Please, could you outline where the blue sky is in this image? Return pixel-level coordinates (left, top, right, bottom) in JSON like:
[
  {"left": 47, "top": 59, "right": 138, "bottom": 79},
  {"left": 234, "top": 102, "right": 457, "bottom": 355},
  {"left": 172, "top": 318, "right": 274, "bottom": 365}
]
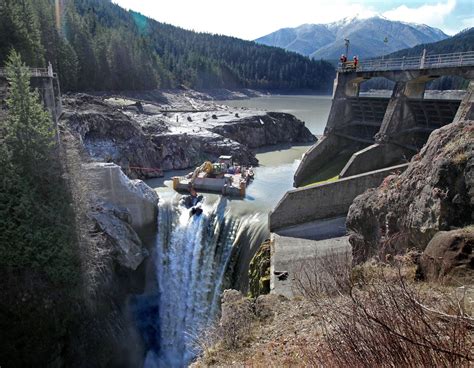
[{"left": 113, "top": 0, "right": 473, "bottom": 39}]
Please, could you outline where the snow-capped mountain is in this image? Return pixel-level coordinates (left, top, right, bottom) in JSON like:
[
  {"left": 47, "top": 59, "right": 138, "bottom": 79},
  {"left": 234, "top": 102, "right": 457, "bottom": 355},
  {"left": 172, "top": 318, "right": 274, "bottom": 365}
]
[{"left": 255, "top": 16, "right": 448, "bottom": 60}]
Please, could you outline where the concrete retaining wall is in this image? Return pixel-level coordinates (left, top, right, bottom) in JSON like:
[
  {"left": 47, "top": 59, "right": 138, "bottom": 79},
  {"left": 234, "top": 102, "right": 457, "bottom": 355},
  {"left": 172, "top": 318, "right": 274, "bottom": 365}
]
[
  {"left": 270, "top": 234, "right": 351, "bottom": 297},
  {"left": 84, "top": 162, "right": 159, "bottom": 232},
  {"left": 293, "top": 134, "right": 356, "bottom": 187},
  {"left": 340, "top": 143, "right": 413, "bottom": 178},
  {"left": 270, "top": 163, "right": 409, "bottom": 231}
]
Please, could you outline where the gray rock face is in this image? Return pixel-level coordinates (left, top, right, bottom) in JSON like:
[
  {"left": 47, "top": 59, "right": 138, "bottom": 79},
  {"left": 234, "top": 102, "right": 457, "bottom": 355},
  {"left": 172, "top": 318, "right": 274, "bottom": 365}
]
[
  {"left": 90, "top": 202, "right": 148, "bottom": 270},
  {"left": 62, "top": 95, "right": 162, "bottom": 179},
  {"left": 347, "top": 122, "right": 474, "bottom": 263},
  {"left": 151, "top": 132, "right": 258, "bottom": 170},
  {"left": 210, "top": 112, "right": 314, "bottom": 149},
  {"left": 61, "top": 93, "right": 315, "bottom": 177}
]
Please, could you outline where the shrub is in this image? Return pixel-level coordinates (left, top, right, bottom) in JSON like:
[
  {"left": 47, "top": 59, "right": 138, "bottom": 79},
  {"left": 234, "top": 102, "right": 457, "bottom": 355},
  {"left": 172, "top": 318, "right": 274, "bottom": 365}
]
[{"left": 294, "top": 256, "right": 473, "bottom": 367}]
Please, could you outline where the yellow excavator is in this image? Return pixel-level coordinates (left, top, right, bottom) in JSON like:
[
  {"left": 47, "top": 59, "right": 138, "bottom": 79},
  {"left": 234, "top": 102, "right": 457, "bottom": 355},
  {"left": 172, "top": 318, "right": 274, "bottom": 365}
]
[{"left": 190, "top": 161, "right": 213, "bottom": 184}]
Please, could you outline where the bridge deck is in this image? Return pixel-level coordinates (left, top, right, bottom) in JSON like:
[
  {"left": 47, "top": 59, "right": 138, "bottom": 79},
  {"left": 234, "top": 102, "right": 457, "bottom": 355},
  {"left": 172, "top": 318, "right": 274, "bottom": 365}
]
[{"left": 339, "top": 51, "right": 474, "bottom": 73}]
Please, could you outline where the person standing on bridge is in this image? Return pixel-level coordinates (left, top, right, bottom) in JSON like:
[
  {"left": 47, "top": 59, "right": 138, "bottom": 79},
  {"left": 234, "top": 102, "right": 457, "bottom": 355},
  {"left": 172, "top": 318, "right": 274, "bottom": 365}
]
[
  {"left": 353, "top": 55, "right": 359, "bottom": 69},
  {"left": 340, "top": 54, "right": 347, "bottom": 69}
]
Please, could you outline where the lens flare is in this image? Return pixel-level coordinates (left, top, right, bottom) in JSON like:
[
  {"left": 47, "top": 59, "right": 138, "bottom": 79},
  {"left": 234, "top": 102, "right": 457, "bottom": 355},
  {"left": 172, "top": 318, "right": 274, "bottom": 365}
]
[{"left": 55, "top": 0, "right": 61, "bottom": 31}]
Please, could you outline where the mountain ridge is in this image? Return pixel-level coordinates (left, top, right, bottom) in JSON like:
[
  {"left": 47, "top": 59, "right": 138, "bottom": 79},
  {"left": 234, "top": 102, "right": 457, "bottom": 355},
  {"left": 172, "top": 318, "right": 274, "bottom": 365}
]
[
  {"left": 256, "top": 16, "right": 448, "bottom": 60},
  {"left": 386, "top": 27, "right": 474, "bottom": 58}
]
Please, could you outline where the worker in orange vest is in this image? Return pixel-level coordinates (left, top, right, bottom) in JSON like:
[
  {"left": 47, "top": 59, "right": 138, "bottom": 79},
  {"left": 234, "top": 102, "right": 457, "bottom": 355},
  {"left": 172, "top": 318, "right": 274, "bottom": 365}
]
[{"left": 353, "top": 55, "right": 359, "bottom": 69}]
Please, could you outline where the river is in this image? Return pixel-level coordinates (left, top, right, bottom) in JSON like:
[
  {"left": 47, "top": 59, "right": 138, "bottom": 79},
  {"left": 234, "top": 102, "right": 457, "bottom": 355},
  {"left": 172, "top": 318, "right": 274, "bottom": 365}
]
[
  {"left": 219, "top": 94, "right": 331, "bottom": 136},
  {"left": 140, "top": 95, "right": 332, "bottom": 367},
  {"left": 148, "top": 94, "right": 332, "bottom": 208}
]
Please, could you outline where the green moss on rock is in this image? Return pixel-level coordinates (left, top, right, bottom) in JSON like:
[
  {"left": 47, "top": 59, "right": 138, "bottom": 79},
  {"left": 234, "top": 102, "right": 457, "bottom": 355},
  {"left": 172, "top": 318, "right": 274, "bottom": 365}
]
[{"left": 249, "top": 240, "right": 271, "bottom": 298}]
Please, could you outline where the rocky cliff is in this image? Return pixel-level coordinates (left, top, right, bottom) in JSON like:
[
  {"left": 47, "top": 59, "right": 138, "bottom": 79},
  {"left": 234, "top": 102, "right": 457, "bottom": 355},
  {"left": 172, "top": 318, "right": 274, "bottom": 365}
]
[
  {"left": 58, "top": 131, "right": 159, "bottom": 367},
  {"left": 210, "top": 112, "right": 314, "bottom": 149},
  {"left": 61, "top": 92, "right": 315, "bottom": 178},
  {"left": 347, "top": 122, "right": 473, "bottom": 273},
  {"left": 62, "top": 95, "right": 162, "bottom": 179}
]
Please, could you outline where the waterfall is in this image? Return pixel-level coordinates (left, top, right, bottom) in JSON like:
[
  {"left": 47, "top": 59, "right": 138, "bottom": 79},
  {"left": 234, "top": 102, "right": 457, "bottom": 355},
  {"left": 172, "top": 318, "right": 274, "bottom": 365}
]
[{"left": 136, "top": 194, "right": 267, "bottom": 368}]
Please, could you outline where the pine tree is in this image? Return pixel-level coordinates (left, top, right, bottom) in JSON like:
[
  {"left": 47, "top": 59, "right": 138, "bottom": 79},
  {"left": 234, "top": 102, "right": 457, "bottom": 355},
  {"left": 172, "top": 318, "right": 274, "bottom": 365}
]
[
  {"left": 0, "top": 50, "right": 79, "bottom": 284},
  {"left": 0, "top": 0, "right": 45, "bottom": 66}
]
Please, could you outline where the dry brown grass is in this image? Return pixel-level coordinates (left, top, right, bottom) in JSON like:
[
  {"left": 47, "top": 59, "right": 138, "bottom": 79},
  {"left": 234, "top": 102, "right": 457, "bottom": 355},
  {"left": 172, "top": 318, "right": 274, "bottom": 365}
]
[
  {"left": 193, "top": 253, "right": 473, "bottom": 367},
  {"left": 294, "top": 255, "right": 474, "bottom": 367},
  {"left": 190, "top": 291, "right": 255, "bottom": 366},
  {"left": 191, "top": 247, "right": 474, "bottom": 368}
]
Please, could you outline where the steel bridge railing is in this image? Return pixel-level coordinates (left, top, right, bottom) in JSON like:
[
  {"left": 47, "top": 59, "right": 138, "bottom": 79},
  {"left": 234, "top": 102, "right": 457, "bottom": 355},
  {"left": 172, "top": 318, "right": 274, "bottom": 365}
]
[
  {"left": 0, "top": 67, "right": 54, "bottom": 78},
  {"left": 338, "top": 51, "right": 474, "bottom": 73}
]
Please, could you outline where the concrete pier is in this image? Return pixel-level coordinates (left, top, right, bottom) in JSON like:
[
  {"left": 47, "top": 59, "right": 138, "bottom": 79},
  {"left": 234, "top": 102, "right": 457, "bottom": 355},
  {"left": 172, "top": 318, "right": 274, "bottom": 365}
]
[
  {"left": 0, "top": 66, "right": 62, "bottom": 124},
  {"left": 294, "top": 56, "right": 474, "bottom": 188}
]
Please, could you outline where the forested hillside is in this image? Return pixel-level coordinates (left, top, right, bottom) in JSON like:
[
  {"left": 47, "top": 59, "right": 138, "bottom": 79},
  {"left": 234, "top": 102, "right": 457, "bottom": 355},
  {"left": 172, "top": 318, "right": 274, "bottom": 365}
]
[
  {"left": 0, "top": 0, "right": 335, "bottom": 92},
  {"left": 387, "top": 27, "right": 474, "bottom": 58}
]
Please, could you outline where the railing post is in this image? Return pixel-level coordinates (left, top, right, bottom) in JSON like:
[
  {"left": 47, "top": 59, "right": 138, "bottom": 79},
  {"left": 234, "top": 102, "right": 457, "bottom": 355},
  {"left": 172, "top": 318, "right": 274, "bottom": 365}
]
[{"left": 420, "top": 48, "right": 426, "bottom": 69}]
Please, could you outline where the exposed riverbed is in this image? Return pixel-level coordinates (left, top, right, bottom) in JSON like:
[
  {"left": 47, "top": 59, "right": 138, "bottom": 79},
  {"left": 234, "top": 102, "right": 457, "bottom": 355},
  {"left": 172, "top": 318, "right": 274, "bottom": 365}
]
[
  {"left": 218, "top": 94, "right": 331, "bottom": 135},
  {"left": 148, "top": 95, "right": 332, "bottom": 208}
]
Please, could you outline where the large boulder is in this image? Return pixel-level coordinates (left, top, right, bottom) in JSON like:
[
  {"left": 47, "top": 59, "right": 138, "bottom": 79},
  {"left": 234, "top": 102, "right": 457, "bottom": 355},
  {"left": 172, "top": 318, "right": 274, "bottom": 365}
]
[
  {"left": 151, "top": 132, "right": 258, "bottom": 170},
  {"left": 210, "top": 112, "right": 315, "bottom": 148},
  {"left": 347, "top": 122, "right": 474, "bottom": 263},
  {"left": 418, "top": 228, "right": 474, "bottom": 283}
]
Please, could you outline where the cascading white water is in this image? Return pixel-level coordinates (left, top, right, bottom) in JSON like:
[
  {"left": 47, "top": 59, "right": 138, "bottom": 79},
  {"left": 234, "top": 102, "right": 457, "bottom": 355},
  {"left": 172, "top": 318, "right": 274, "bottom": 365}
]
[
  {"left": 142, "top": 194, "right": 267, "bottom": 368},
  {"left": 136, "top": 95, "right": 331, "bottom": 368}
]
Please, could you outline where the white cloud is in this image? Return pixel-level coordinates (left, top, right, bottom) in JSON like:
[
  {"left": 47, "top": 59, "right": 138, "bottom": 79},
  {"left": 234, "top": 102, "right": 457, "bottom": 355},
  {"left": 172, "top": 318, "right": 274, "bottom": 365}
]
[
  {"left": 382, "top": 0, "right": 456, "bottom": 27},
  {"left": 461, "top": 16, "right": 474, "bottom": 29},
  {"left": 112, "top": 0, "right": 377, "bottom": 40},
  {"left": 112, "top": 0, "right": 463, "bottom": 39}
]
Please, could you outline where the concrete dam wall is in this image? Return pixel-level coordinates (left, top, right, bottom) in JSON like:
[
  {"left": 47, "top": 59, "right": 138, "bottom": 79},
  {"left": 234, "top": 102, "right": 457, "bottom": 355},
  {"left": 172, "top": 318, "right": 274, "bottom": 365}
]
[
  {"left": 270, "top": 163, "right": 408, "bottom": 231},
  {"left": 294, "top": 64, "right": 473, "bottom": 188},
  {"left": 269, "top": 54, "right": 474, "bottom": 297}
]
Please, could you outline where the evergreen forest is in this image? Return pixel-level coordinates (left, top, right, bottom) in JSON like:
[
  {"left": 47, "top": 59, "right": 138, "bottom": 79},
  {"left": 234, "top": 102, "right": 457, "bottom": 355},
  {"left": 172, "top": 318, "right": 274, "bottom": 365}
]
[
  {"left": 0, "top": 0, "right": 335, "bottom": 92},
  {"left": 388, "top": 27, "right": 474, "bottom": 58}
]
